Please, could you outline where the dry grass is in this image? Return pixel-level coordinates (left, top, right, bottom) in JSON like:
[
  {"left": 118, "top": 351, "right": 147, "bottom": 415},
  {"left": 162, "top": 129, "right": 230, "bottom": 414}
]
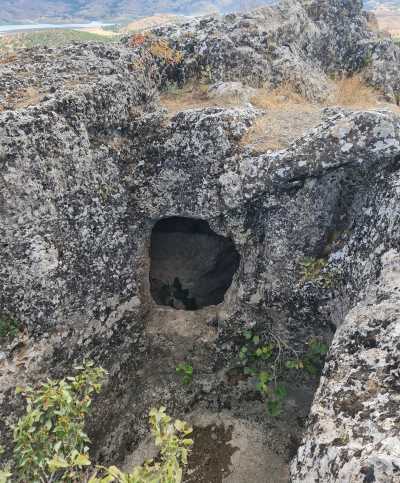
[
  {"left": 331, "top": 76, "right": 383, "bottom": 109},
  {"left": 244, "top": 78, "right": 399, "bottom": 152},
  {"left": 250, "top": 83, "right": 315, "bottom": 111},
  {"left": 0, "top": 53, "right": 17, "bottom": 65},
  {"left": 160, "top": 77, "right": 400, "bottom": 153},
  {"left": 160, "top": 82, "right": 323, "bottom": 151},
  {"left": 160, "top": 85, "right": 211, "bottom": 114},
  {"left": 159, "top": 82, "right": 245, "bottom": 114},
  {"left": 76, "top": 27, "right": 119, "bottom": 37},
  {"left": 7, "top": 87, "right": 41, "bottom": 110},
  {"left": 241, "top": 84, "right": 321, "bottom": 152},
  {"left": 122, "top": 15, "right": 182, "bottom": 34}
]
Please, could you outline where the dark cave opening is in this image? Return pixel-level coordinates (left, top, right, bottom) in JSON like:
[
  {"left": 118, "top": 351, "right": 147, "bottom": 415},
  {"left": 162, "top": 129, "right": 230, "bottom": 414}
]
[{"left": 149, "top": 217, "right": 240, "bottom": 310}]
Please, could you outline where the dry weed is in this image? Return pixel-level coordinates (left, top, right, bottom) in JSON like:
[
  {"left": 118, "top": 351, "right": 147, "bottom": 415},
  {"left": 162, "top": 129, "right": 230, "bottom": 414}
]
[
  {"left": 331, "top": 76, "right": 382, "bottom": 108},
  {"left": 8, "top": 87, "right": 41, "bottom": 109},
  {"left": 160, "top": 78, "right": 395, "bottom": 152},
  {"left": 0, "top": 53, "right": 17, "bottom": 65},
  {"left": 242, "top": 77, "right": 399, "bottom": 152},
  {"left": 159, "top": 82, "right": 246, "bottom": 115}
]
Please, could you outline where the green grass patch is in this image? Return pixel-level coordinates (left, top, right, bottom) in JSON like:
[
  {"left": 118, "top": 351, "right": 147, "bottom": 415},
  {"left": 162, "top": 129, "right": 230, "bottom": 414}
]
[
  {"left": 0, "top": 315, "right": 21, "bottom": 339},
  {"left": 0, "top": 29, "right": 122, "bottom": 53}
]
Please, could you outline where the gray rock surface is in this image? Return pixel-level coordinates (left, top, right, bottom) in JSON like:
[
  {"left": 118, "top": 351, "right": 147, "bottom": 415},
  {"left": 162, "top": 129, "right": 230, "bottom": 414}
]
[
  {"left": 207, "top": 81, "right": 257, "bottom": 103},
  {"left": 1, "top": 2, "right": 400, "bottom": 482},
  {"left": 292, "top": 250, "right": 400, "bottom": 482},
  {"left": 136, "top": 0, "right": 400, "bottom": 102}
]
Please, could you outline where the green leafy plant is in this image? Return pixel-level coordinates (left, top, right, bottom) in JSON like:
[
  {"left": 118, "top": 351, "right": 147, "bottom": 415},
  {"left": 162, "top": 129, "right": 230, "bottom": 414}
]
[
  {"left": 175, "top": 363, "right": 193, "bottom": 385},
  {"left": 238, "top": 330, "right": 328, "bottom": 417},
  {"left": 1, "top": 365, "right": 193, "bottom": 483},
  {"left": 299, "top": 257, "right": 328, "bottom": 282},
  {"left": 0, "top": 470, "right": 11, "bottom": 483},
  {"left": 298, "top": 257, "right": 339, "bottom": 288},
  {"left": 266, "top": 384, "right": 287, "bottom": 417},
  {"left": 302, "top": 338, "right": 329, "bottom": 375},
  {"left": 198, "top": 64, "right": 213, "bottom": 85},
  {"left": 0, "top": 316, "right": 21, "bottom": 339},
  {"left": 286, "top": 338, "right": 328, "bottom": 375},
  {"left": 10, "top": 361, "right": 106, "bottom": 482},
  {"left": 0, "top": 446, "right": 11, "bottom": 483},
  {"left": 92, "top": 407, "right": 193, "bottom": 483},
  {"left": 238, "top": 329, "right": 286, "bottom": 416}
]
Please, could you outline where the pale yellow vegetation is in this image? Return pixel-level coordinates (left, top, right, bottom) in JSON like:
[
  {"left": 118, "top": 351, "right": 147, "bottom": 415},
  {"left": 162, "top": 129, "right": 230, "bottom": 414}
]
[
  {"left": 123, "top": 15, "right": 183, "bottom": 33},
  {"left": 160, "top": 82, "right": 242, "bottom": 114},
  {"left": 332, "top": 76, "right": 385, "bottom": 108},
  {"left": 160, "top": 76, "right": 399, "bottom": 152},
  {"left": 75, "top": 27, "right": 119, "bottom": 37}
]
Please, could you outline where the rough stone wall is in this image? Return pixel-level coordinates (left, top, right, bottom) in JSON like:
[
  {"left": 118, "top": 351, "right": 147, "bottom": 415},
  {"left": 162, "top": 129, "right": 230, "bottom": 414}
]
[
  {"left": 0, "top": 43, "right": 160, "bottom": 462},
  {"left": 1, "top": 44, "right": 158, "bottom": 333}
]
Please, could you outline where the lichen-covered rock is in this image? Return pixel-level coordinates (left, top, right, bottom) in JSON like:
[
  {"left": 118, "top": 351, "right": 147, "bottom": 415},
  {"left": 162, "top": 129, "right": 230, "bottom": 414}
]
[
  {"left": 207, "top": 81, "right": 257, "bottom": 103},
  {"left": 291, "top": 250, "right": 400, "bottom": 482},
  {"left": 136, "top": 0, "right": 400, "bottom": 102}
]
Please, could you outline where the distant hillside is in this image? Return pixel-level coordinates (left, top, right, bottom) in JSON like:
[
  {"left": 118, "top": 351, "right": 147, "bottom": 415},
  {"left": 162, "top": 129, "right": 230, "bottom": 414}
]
[
  {"left": 366, "top": 1, "right": 400, "bottom": 9},
  {"left": 0, "top": 0, "right": 276, "bottom": 24},
  {"left": 1, "top": 0, "right": 399, "bottom": 24},
  {"left": 0, "top": 29, "right": 120, "bottom": 53}
]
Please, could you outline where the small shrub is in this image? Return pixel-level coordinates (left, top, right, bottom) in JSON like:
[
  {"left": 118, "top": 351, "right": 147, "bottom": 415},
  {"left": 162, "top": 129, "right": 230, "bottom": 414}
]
[
  {"left": 302, "top": 338, "right": 329, "bottom": 375},
  {"left": 129, "top": 33, "right": 183, "bottom": 65},
  {"left": 1, "top": 364, "right": 193, "bottom": 483},
  {"left": 299, "top": 257, "right": 328, "bottom": 282},
  {"left": 11, "top": 361, "right": 106, "bottom": 482},
  {"left": 238, "top": 330, "right": 328, "bottom": 417},
  {"left": 0, "top": 316, "right": 21, "bottom": 339},
  {"left": 198, "top": 64, "right": 213, "bottom": 85},
  {"left": 299, "top": 256, "right": 342, "bottom": 288},
  {"left": 93, "top": 407, "right": 193, "bottom": 483},
  {"left": 128, "top": 33, "right": 147, "bottom": 48},
  {"left": 286, "top": 338, "right": 328, "bottom": 374},
  {"left": 176, "top": 363, "right": 193, "bottom": 385},
  {"left": 238, "top": 330, "right": 286, "bottom": 416},
  {"left": 148, "top": 39, "right": 183, "bottom": 65}
]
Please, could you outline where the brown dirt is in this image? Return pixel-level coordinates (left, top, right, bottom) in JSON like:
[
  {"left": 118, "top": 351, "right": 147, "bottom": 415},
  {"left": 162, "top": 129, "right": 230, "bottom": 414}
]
[{"left": 185, "top": 424, "right": 238, "bottom": 483}]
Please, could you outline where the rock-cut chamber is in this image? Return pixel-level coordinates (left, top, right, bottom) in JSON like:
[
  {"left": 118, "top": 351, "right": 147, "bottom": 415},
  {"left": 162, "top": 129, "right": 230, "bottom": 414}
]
[{"left": 149, "top": 217, "right": 240, "bottom": 310}]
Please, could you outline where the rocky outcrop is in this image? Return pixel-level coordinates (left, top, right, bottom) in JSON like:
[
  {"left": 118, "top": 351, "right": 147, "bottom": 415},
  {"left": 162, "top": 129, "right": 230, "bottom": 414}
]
[
  {"left": 1, "top": 2, "right": 400, "bottom": 482},
  {"left": 291, "top": 250, "right": 400, "bottom": 482},
  {"left": 134, "top": 0, "right": 400, "bottom": 102}
]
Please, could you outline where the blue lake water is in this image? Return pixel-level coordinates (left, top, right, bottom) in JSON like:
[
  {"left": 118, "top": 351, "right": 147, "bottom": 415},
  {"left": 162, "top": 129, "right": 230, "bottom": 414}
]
[{"left": 0, "top": 22, "right": 112, "bottom": 33}]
